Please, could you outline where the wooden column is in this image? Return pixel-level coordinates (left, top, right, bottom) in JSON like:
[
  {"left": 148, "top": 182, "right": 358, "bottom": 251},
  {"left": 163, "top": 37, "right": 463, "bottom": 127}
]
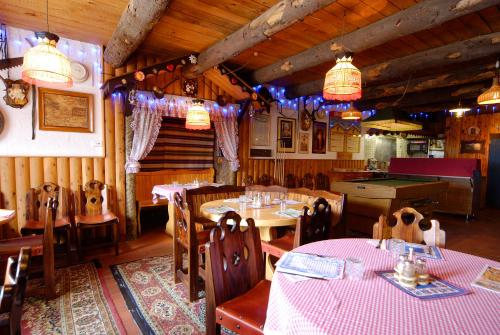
[
  {"left": 125, "top": 60, "right": 137, "bottom": 239},
  {"left": 114, "top": 95, "right": 126, "bottom": 236}
]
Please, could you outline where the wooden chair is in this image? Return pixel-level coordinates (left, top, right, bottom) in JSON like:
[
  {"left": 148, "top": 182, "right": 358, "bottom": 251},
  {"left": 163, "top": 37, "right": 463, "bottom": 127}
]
[
  {"left": 315, "top": 172, "right": 330, "bottom": 191},
  {"left": 173, "top": 192, "right": 211, "bottom": 302},
  {"left": 301, "top": 173, "right": 314, "bottom": 189},
  {"left": 205, "top": 211, "right": 270, "bottom": 335},
  {"left": 74, "top": 180, "right": 119, "bottom": 257},
  {"left": 261, "top": 198, "right": 332, "bottom": 258},
  {"left": 0, "top": 197, "right": 57, "bottom": 299},
  {"left": 21, "top": 183, "right": 71, "bottom": 266},
  {"left": 258, "top": 174, "right": 272, "bottom": 186},
  {"left": 373, "top": 207, "right": 446, "bottom": 247},
  {"left": 0, "top": 247, "right": 31, "bottom": 335},
  {"left": 285, "top": 174, "right": 298, "bottom": 189},
  {"left": 243, "top": 176, "right": 254, "bottom": 186}
]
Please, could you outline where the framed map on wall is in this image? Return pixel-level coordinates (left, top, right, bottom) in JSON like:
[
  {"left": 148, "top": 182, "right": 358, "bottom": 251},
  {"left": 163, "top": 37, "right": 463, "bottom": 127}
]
[{"left": 38, "top": 87, "right": 94, "bottom": 133}]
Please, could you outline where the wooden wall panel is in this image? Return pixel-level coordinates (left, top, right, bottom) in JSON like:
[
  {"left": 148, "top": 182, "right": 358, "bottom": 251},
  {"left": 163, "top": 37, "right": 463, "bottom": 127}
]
[
  {"left": 445, "top": 113, "right": 500, "bottom": 176},
  {"left": 29, "top": 157, "right": 43, "bottom": 188}
]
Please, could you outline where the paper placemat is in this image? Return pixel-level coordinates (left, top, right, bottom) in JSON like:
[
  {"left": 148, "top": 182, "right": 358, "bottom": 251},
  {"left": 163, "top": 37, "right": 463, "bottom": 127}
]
[
  {"left": 205, "top": 205, "right": 235, "bottom": 215},
  {"left": 276, "top": 252, "right": 344, "bottom": 280},
  {"left": 275, "top": 208, "right": 302, "bottom": 218},
  {"left": 376, "top": 271, "right": 469, "bottom": 300}
]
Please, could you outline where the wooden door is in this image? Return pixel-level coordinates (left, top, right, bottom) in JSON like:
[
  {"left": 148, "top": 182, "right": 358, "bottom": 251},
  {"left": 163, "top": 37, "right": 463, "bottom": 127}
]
[{"left": 487, "top": 137, "right": 500, "bottom": 208}]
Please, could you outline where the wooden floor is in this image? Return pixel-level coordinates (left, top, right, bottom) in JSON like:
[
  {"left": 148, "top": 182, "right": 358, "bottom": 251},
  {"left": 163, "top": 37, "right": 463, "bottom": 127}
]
[{"left": 88, "top": 208, "right": 500, "bottom": 334}]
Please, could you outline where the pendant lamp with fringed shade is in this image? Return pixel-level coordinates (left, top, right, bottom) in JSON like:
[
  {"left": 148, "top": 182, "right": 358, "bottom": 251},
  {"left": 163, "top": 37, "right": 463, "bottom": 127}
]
[
  {"left": 186, "top": 99, "right": 210, "bottom": 130},
  {"left": 341, "top": 103, "right": 361, "bottom": 120},
  {"left": 323, "top": 52, "right": 362, "bottom": 101},
  {"left": 477, "top": 60, "right": 500, "bottom": 105},
  {"left": 21, "top": 0, "right": 72, "bottom": 87}
]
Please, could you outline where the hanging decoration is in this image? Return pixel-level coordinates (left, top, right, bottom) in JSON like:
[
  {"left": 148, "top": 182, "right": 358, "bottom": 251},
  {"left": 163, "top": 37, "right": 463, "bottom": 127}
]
[
  {"left": 341, "top": 103, "right": 361, "bottom": 120},
  {"left": 22, "top": 0, "right": 72, "bottom": 87},
  {"left": 323, "top": 52, "right": 362, "bottom": 101},
  {"left": 477, "top": 59, "right": 500, "bottom": 105},
  {"left": 186, "top": 99, "right": 210, "bottom": 130}
]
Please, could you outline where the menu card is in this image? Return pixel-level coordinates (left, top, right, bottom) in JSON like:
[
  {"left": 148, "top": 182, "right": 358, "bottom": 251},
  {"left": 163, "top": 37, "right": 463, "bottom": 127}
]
[
  {"left": 276, "top": 252, "right": 344, "bottom": 280},
  {"left": 276, "top": 208, "right": 303, "bottom": 218},
  {"left": 205, "top": 205, "right": 234, "bottom": 214},
  {"left": 472, "top": 265, "right": 500, "bottom": 293}
]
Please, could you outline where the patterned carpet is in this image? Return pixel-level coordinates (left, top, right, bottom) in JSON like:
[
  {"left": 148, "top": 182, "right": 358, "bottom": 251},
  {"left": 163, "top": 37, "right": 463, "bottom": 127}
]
[
  {"left": 111, "top": 255, "right": 209, "bottom": 335},
  {"left": 21, "top": 263, "right": 124, "bottom": 335}
]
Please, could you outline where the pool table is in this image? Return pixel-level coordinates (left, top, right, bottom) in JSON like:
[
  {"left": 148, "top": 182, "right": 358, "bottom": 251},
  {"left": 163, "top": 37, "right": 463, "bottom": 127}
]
[{"left": 331, "top": 178, "right": 448, "bottom": 235}]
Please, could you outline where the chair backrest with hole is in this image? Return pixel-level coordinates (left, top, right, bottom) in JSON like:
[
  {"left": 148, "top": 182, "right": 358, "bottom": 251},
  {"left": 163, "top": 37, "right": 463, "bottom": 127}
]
[
  {"left": 26, "top": 183, "right": 68, "bottom": 222},
  {"left": 75, "top": 180, "right": 112, "bottom": 216},
  {"left": 243, "top": 176, "right": 254, "bottom": 186},
  {"left": 294, "top": 197, "right": 332, "bottom": 247},
  {"left": 205, "top": 211, "right": 264, "bottom": 308},
  {"left": 285, "top": 174, "right": 298, "bottom": 189},
  {"left": 315, "top": 173, "right": 330, "bottom": 191},
  {"left": 301, "top": 173, "right": 314, "bottom": 189},
  {"left": 258, "top": 174, "right": 273, "bottom": 186}
]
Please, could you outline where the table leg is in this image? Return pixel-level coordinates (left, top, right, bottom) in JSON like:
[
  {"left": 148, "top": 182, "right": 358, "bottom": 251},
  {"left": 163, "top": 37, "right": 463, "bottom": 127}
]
[{"left": 258, "top": 226, "right": 277, "bottom": 280}]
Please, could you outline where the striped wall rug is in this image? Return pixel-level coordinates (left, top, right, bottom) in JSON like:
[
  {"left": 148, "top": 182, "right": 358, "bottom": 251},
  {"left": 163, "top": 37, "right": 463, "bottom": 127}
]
[{"left": 111, "top": 255, "right": 235, "bottom": 335}]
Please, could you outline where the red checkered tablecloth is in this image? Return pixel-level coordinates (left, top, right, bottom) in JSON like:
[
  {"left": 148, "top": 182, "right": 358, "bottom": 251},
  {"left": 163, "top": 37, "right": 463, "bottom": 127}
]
[{"left": 264, "top": 238, "right": 500, "bottom": 335}]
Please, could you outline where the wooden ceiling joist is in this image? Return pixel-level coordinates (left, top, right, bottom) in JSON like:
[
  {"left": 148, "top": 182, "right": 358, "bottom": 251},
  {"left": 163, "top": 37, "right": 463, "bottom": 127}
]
[
  {"left": 251, "top": 0, "right": 500, "bottom": 84},
  {"left": 182, "top": 0, "right": 338, "bottom": 79},
  {"left": 103, "top": 0, "right": 171, "bottom": 67},
  {"left": 287, "top": 32, "right": 500, "bottom": 98}
]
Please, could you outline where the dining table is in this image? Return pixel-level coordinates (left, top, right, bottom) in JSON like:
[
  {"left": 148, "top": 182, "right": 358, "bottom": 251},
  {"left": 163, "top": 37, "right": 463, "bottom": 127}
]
[
  {"left": 152, "top": 182, "right": 223, "bottom": 235},
  {"left": 200, "top": 197, "right": 308, "bottom": 279},
  {"left": 264, "top": 238, "right": 500, "bottom": 335},
  {"left": 0, "top": 209, "right": 15, "bottom": 226}
]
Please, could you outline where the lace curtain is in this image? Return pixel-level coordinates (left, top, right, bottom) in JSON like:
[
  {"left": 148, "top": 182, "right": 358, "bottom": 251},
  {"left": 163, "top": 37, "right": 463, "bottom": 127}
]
[
  {"left": 212, "top": 110, "right": 240, "bottom": 171},
  {"left": 125, "top": 101, "right": 163, "bottom": 173}
]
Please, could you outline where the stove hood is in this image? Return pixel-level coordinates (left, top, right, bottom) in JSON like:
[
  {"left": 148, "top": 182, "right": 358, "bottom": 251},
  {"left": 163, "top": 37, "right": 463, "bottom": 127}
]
[{"left": 361, "top": 108, "right": 422, "bottom": 131}]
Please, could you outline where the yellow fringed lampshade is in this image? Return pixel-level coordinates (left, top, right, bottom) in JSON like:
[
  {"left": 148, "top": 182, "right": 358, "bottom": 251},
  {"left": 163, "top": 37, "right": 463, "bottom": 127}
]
[
  {"left": 323, "top": 53, "right": 361, "bottom": 101},
  {"left": 22, "top": 32, "right": 72, "bottom": 87},
  {"left": 477, "top": 77, "right": 500, "bottom": 105},
  {"left": 186, "top": 99, "right": 210, "bottom": 130},
  {"left": 341, "top": 104, "right": 361, "bottom": 120}
]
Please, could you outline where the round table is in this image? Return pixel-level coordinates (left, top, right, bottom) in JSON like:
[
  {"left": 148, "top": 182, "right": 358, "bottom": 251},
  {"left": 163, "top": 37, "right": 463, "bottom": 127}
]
[
  {"left": 200, "top": 198, "right": 307, "bottom": 278},
  {"left": 264, "top": 238, "right": 500, "bottom": 335}
]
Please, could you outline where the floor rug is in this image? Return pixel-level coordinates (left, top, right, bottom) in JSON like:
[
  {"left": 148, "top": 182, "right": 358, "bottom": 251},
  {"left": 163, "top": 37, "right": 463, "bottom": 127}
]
[
  {"left": 21, "top": 262, "right": 125, "bottom": 335},
  {"left": 111, "top": 255, "right": 209, "bottom": 335}
]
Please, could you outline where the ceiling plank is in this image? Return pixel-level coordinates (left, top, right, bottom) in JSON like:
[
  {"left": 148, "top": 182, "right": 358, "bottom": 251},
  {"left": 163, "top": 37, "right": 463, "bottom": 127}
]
[
  {"left": 182, "top": 0, "right": 339, "bottom": 79},
  {"left": 287, "top": 32, "right": 500, "bottom": 98},
  {"left": 103, "top": 0, "right": 171, "bottom": 67},
  {"left": 252, "top": 0, "right": 500, "bottom": 84}
]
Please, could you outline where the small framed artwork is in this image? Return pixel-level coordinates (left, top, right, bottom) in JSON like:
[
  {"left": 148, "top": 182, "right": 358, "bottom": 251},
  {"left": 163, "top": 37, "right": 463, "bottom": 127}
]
[
  {"left": 277, "top": 117, "right": 296, "bottom": 153},
  {"left": 250, "top": 113, "right": 271, "bottom": 146},
  {"left": 460, "top": 140, "right": 485, "bottom": 154},
  {"left": 312, "top": 121, "right": 327, "bottom": 154},
  {"left": 38, "top": 87, "right": 93, "bottom": 133},
  {"left": 298, "top": 132, "right": 309, "bottom": 153}
]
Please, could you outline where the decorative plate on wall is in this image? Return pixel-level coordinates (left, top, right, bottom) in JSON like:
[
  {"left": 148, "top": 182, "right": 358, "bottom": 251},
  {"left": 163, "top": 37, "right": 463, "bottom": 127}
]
[{"left": 70, "top": 62, "right": 89, "bottom": 83}]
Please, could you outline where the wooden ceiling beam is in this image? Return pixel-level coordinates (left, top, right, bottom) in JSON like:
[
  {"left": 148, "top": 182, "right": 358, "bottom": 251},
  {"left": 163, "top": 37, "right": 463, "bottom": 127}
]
[
  {"left": 287, "top": 32, "right": 500, "bottom": 98},
  {"left": 182, "top": 0, "right": 338, "bottom": 79},
  {"left": 103, "top": 0, "right": 171, "bottom": 67},
  {"left": 251, "top": 0, "right": 499, "bottom": 84}
]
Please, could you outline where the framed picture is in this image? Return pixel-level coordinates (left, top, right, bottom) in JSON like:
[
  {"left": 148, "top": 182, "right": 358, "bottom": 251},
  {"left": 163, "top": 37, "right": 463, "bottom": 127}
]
[
  {"left": 312, "top": 121, "right": 327, "bottom": 154},
  {"left": 298, "top": 132, "right": 309, "bottom": 153},
  {"left": 38, "top": 87, "right": 93, "bottom": 133},
  {"left": 277, "top": 117, "right": 296, "bottom": 153},
  {"left": 460, "top": 140, "right": 485, "bottom": 154},
  {"left": 250, "top": 113, "right": 271, "bottom": 146}
]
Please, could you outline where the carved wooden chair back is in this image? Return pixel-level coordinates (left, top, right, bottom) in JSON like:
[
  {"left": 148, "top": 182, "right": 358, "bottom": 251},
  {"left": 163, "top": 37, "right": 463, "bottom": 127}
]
[
  {"left": 26, "top": 183, "right": 68, "bottom": 222},
  {"left": 373, "top": 207, "right": 446, "bottom": 247},
  {"left": 285, "top": 174, "right": 298, "bottom": 188},
  {"left": 314, "top": 173, "right": 330, "bottom": 191},
  {"left": 258, "top": 174, "right": 273, "bottom": 186},
  {"left": 173, "top": 192, "right": 191, "bottom": 248},
  {"left": 243, "top": 176, "right": 254, "bottom": 186},
  {"left": 0, "top": 247, "right": 31, "bottom": 335},
  {"left": 205, "top": 211, "right": 264, "bottom": 311},
  {"left": 294, "top": 197, "right": 332, "bottom": 247},
  {"left": 75, "top": 180, "right": 112, "bottom": 216},
  {"left": 301, "top": 173, "right": 314, "bottom": 189}
]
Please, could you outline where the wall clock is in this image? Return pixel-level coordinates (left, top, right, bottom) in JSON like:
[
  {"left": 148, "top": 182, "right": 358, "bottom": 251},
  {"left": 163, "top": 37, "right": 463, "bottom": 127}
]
[{"left": 70, "top": 62, "right": 89, "bottom": 83}]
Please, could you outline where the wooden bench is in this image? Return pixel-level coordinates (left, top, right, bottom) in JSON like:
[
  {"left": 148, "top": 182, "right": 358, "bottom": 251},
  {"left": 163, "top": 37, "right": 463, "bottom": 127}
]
[{"left": 135, "top": 168, "right": 215, "bottom": 235}]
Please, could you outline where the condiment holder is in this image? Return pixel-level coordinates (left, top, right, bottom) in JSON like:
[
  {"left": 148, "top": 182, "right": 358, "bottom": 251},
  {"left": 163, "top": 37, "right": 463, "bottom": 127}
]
[{"left": 394, "top": 247, "right": 431, "bottom": 288}]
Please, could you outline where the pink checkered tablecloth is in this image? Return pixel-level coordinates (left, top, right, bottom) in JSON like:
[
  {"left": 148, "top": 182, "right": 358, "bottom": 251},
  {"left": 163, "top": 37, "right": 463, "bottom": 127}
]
[{"left": 264, "top": 238, "right": 500, "bottom": 335}]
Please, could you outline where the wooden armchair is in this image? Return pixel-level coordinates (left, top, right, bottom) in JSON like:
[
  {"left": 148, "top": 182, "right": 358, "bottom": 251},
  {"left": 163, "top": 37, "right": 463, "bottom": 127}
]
[
  {"left": 0, "top": 197, "right": 57, "bottom": 299},
  {"left": 301, "top": 173, "right": 314, "bottom": 189},
  {"left": 74, "top": 180, "right": 119, "bottom": 257},
  {"left": 373, "top": 207, "right": 446, "bottom": 247},
  {"left": 205, "top": 211, "right": 270, "bottom": 335},
  {"left": 21, "top": 183, "right": 71, "bottom": 265},
  {"left": 285, "top": 174, "right": 298, "bottom": 189},
  {"left": 261, "top": 198, "right": 332, "bottom": 258},
  {"left": 0, "top": 247, "right": 31, "bottom": 335},
  {"left": 243, "top": 176, "right": 254, "bottom": 186},
  {"left": 258, "top": 174, "right": 273, "bottom": 186},
  {"left": 173, "top": 192, "right": 210, "bottom": 302},
  {"left": 315, "top": 172, "right": 330, "bottom": 191}
]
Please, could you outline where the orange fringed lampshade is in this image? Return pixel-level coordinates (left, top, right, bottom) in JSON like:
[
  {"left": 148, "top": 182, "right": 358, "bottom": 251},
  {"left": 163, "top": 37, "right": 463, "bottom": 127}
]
[
  {"left": 186, "top": 99, "right": 210, "bottom": 130},
  {"left": 341, "top": 104, "right": 361, "bottom": 120},
  {"left": 22, "top": 32, "right": 72, "bottom": 87},
  {"left": 323, "top": 53, "right": 361, "bottom": 101}
]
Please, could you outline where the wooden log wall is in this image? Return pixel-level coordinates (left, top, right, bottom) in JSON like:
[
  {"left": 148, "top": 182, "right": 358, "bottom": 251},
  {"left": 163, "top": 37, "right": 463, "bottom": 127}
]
[
  {"left": 236, "top": 113, "right": 365, "bottom": 186},
  {"left": 445, "top": 113, "right": 500, "bottom": 176}
]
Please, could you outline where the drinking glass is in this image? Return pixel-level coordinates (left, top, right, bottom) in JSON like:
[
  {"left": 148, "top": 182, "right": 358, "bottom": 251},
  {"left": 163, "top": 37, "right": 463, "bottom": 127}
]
[
  {"left": 245, "top": 190, "right": 252, "bottom": 202},
  {"left": 389, "top": 239, "right": 406, "bottom": 258},
  {"left": 345, "top": 258, "right": 364, "bottom": 280},
  {"left": 280, "top": 199, "right": 287, "bottom": 211},
  {"left": 264, "top": 192, "right": 271, "bottom": 206}
]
